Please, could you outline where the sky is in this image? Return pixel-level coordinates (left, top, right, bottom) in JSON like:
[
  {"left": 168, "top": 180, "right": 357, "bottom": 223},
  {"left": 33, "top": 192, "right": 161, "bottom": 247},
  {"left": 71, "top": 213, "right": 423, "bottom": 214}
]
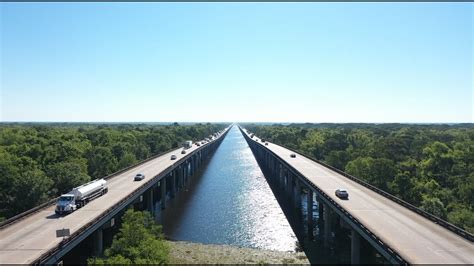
[{"left": 0, "top": 3, "right": 472, "bottom": 123}]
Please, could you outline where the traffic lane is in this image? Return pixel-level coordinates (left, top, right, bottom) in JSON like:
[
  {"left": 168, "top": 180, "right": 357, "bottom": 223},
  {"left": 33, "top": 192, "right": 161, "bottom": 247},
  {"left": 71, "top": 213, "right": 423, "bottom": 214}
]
[
  {"left": 0, "top": 139, "right": 216, "bottom": 263},
  {"left": 264, "top": 141, "right": 473, "bottom": 263},
  {"left": 0, "top": 147, "right": 182, "bottom": 244}
]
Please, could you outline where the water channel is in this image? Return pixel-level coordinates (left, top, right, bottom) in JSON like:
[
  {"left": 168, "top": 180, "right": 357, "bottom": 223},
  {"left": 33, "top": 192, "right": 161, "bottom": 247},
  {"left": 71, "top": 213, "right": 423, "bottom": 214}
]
[{"left": 157, "top": 125, "right": 298, "bottom": 252}]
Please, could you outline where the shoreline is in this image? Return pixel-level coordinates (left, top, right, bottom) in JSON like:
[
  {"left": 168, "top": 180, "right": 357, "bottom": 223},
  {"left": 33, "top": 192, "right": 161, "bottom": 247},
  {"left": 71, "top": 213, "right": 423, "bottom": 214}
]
[{"left": 167, "top": 240, "right": 309, "bottom": 264}]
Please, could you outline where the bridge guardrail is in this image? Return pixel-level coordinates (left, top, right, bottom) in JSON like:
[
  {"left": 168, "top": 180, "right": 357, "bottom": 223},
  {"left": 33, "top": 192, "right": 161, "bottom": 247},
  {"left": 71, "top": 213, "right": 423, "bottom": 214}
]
[
  {"left": 0, "top": 149, "right": 175, "bottom": 230},
  {"left": 242, "top": 127, "right": 474, "bottom": 243},
  {"left": 0, "top": 130, "right": 227, "bottom": 230},
  {"left": 239, "top": 127, "right": 407, "bottom": 264},
  {"left": 32, "top": 128, "right": 229, "bottom": 264}
]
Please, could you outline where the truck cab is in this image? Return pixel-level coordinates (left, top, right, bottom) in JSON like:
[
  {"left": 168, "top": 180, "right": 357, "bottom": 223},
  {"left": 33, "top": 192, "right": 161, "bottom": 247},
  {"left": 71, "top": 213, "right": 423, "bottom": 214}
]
[
  {"left": 182, "top": 140, "right": 193, "bottom": 149},
  {"left": 55, "top": 194, "right": 76, "bottom": 215}
]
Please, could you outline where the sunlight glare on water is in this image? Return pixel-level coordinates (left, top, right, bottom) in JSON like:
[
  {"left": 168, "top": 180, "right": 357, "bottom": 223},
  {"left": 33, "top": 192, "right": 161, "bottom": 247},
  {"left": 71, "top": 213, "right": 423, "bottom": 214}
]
[{"left": 158, "top": 126, "right": 297, "bottom": 252}]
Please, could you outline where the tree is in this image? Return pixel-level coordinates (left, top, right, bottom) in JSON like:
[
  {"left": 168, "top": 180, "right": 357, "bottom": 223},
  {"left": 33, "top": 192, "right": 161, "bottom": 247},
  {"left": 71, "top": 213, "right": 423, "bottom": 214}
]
[
  {"left": 87, "top": 147, "right": 118, "bottom": 179},
  {"left": 47, "top": 160, "right": 91, "bottom": 194},
  {"left": 12, "top": 165, "right": 52, "bottom": 215},
  {"left": 420, "top": 142, "right": 454, "bottom": 187},
  {"left": 389, "top": 172, "right": 417, "bottom": 203},
  {"left": 325, "top": 150, "right": 350, "bottom": 171},
  {"left": 420, "top": 195, "right": 447, "bottom": 219},
  {"left": 447, "top": 207, "right": 474, "bottom": 233},
  {"left": 345, "top": 157, "right": 397, "bottom": 191},
  {"left": 88, "top": 209, "right": 169, "bottom": 264},
  {"left": 118, "top": 152, "right": 137, "bottom": 169}
]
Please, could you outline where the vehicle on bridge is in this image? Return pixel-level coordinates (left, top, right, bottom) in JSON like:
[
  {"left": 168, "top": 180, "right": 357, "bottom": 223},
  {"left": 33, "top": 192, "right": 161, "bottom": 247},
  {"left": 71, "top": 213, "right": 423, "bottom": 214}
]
[
  {"left": 335, "top": 188, "right": 349, "bottom": 199},
  {"left": 181, "top": 150, "right": 187, "bottom": 154},
  {"left": 134, "top": 173, "right": 145, "bottom": 181},
  {"left": 171, "top": 154, "right": 177, "bottom": 160},
  {"left": 290, "top": 153, "right": 296, "bottom": 158},
  {"left": 182, "top": 140, "right": 193, "bottom": 149},
  {"left": 55, "top": 179, "right": 108, "bottom": 215}
]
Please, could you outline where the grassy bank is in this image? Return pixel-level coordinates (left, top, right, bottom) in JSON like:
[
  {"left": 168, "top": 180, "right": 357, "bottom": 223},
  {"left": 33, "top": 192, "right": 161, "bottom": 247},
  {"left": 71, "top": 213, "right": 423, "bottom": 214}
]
[{"left": 167, "top": 240, "right": 309, "bottom": 264}]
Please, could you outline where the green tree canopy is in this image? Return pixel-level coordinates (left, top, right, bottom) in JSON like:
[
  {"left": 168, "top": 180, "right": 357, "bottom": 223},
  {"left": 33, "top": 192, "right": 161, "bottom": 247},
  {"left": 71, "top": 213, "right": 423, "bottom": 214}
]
[{"left": 88, "top": 209, "right": 169, "bottom": 264}]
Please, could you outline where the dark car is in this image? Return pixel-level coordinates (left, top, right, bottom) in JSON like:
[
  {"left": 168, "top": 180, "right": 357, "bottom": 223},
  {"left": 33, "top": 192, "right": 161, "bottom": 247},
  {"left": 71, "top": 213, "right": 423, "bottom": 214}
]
[
  {"left": 171, "top": 155, "right": 177, "bottom": 160},
  {"left": 290, "top": 153, "right": 296, "bottom": 158},
  {"left": 134, "top": 173, "right": 145, "bottom": 181},
  {"left": 265, "top": 142, "right": 268, "bottom": 146},
  {"left": 335, "top": 189, "right": 349, "bottom": 199},
  {"left": 181, "top": 150, "right": 186, "bottom": 154}
]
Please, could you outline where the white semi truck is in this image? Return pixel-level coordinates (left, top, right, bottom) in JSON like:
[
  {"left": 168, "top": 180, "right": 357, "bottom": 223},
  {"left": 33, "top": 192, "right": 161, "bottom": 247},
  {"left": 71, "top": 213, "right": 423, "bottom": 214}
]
[
  {"left": 55, "top": 179, "right": 108, "bottom": 215},
  {"left": 182, "top": 140, "right": 193, "bottom": 149}
]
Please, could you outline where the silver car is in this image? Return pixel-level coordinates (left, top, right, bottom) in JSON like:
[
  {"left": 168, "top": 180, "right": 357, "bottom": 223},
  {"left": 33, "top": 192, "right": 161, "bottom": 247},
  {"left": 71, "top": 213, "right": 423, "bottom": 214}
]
[
  {"left": 134, "top": 173, "right": 145, "bottom": 181},
  {"left": 335, "top": 189, "right": 349, "bottom": 199}
]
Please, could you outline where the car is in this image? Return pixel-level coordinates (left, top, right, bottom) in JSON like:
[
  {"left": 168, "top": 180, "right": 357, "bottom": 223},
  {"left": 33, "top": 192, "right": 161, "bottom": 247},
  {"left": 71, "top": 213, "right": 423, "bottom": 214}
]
[
  {"left": 134, "top": 173, "right": 145, "bottom": 181},
  {"left": 290, "top": 153, "right": 296, "bottom": 158},
  {"left": 335, "top": 189, "right": 349, "bottom": 199},
  {"left": 265, "top": 142, "right": 268, "bottom": 146},
  {"left": 196, "top": 143, "right": 201, "bottom": 146},
  {"left": 171, "top": 155, "right": 177, "bottom": 160},
  {"left": 181, "top": 150, "right": 186, "bottom": 154}
]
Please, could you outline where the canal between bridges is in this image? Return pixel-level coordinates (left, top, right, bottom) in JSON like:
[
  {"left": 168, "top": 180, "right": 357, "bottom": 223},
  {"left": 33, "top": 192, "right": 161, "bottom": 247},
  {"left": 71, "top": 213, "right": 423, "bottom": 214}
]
[
  {"left": 157, "top": 125, "right": 298, "bottom": 252},
  {"left": 157, "top": 125, "right": 384, "bottom": 264}
]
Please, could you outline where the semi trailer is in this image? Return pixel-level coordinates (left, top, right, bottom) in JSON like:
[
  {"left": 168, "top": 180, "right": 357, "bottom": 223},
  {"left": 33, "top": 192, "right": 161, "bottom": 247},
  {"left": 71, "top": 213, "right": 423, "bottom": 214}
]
[{"left": 55, "top": 179, "right": 108, "bottom": 215}]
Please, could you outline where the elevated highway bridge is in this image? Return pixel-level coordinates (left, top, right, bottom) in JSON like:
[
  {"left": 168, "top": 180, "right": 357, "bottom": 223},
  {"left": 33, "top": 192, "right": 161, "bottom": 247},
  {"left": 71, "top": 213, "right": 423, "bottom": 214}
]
[
  {"left": 240, "top": 126, "right": 473, "bottom": 264},
  {"left": 0, "top": 127, "right": 230, "bottom": 264},
  {"left": 1, "top": 124, "right": 473, "bottom": 264}
]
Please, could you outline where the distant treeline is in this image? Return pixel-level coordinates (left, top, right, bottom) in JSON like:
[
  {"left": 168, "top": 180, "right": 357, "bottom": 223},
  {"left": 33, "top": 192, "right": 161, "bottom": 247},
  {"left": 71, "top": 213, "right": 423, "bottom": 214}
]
[
  {"left": 0, "top": 123, "right": 226, "bottom": 221},
  {"left": 244, "top": 123, "right": 473, "bottom": 233}
]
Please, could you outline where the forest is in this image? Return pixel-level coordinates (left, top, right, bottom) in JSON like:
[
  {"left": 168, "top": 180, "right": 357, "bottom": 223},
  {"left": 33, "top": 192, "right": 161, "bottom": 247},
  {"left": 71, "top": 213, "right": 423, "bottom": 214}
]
[
  {"left": 0, "top": 123, "right": 226, "bottom": 221},
  {"left": 244, "top": 123, "right": 474, "bottom": 233}
]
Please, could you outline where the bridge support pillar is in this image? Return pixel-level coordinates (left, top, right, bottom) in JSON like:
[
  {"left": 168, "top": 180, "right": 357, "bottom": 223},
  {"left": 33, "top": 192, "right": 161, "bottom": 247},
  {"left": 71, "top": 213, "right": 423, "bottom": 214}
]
[
  {"left": 179, "top": 165, "right": 184, "bottom": 188},
  {"left": 351, "top": 229, "right": 360, "bottom": 264},
  {"left": 183, "top": 163, "right": 187, "bottom": 186},
  {"left": 147, "top": 188, "right": 154, "bottom": 216},
  {"left": 279, "top": 164, "right": 283, "bottom": 188},
  {"left": 161, "top": 178, "right": 167, "bottom": 209},
  {"left": 294, "top": 179, "right": 301, "bottom": 209},
  {"left": 171, "top": 172, "right": 176, "bottom": 198},
  {"left": 317, "top": 196, "right": 324, "bottom": 220},
  {"left": 93, "top": 228, "right": 103, "bottom": 257},
  {"left": 323, "top": 203, "right": 332, "bottom": 248},
  {"left": 307, "top": 190, "right": 314, "bottom": 240},
  {"left": 287, "top": 172, "right": 292, "bottom": 197},
  {"left": 179, "top": 164, "right": 185, "bottom": 189}
]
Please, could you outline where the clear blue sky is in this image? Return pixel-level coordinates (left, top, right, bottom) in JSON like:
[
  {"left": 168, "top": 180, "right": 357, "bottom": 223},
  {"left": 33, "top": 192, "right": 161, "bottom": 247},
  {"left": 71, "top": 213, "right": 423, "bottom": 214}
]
[{"left": 1, "top": 3, "right": 472, "bottom": 123}]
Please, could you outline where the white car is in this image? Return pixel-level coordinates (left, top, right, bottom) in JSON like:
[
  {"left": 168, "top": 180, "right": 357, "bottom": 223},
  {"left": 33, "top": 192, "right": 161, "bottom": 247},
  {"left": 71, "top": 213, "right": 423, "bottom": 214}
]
[{"left": 171, "top": 155, "right": 177, "bottom": 160}]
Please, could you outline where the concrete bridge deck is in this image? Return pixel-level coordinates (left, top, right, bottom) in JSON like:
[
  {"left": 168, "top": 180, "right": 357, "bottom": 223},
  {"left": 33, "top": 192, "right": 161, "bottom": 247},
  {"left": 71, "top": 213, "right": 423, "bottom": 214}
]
[
  {"left": 242, "top": 128, "right": 473, "bottom": 264},
  {"left": 0, "top": 129, "right": 228, "bottom": 264}
]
